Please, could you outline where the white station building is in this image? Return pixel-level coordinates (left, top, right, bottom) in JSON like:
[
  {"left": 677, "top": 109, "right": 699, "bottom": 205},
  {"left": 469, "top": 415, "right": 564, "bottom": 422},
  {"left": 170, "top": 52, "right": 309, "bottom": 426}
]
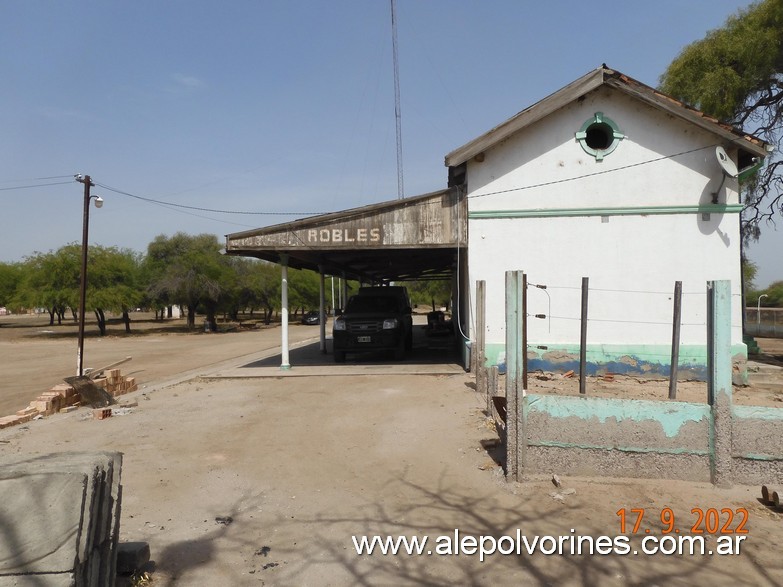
[{"left": 226, "top": 65, "right": 769, "bottom": 380}]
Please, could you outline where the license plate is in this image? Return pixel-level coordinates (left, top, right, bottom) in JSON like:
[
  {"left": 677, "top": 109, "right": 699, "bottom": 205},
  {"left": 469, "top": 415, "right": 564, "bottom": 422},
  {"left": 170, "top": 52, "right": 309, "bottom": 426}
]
[{"left": 357, "top": 336, "right": 372, "bottom": 343}]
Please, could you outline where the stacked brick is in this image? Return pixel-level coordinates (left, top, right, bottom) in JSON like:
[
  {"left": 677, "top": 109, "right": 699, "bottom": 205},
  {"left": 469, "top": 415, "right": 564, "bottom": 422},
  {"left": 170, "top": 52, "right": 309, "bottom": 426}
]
[
  {"left": 91, "top": 369, "right": 138, "bottom": 398},
  {"left": 0, "top": 370, "right": 138, "bottom": 430}
]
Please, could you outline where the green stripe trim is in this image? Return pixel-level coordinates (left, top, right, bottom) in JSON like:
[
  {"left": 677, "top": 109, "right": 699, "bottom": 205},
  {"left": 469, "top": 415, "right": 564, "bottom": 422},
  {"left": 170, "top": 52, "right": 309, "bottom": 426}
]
[
  {"left": 531, "top": 440, "right": 709, "bottom": 456},
  {"left": 469, "top": 204, "right": 743, "bottom": 219},
  {"left": 733, "top": 453, "right": 783, "bottom": 462}
]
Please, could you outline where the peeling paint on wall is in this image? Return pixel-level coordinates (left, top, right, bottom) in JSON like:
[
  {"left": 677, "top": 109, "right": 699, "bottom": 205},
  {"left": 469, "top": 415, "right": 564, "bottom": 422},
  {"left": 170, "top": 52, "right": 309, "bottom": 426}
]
[
  {"left": 526, "top": 394, "right": 710, "bottom": 438},
  {"left": 483, "top": 342, "right": 747, "bottom": 383}
]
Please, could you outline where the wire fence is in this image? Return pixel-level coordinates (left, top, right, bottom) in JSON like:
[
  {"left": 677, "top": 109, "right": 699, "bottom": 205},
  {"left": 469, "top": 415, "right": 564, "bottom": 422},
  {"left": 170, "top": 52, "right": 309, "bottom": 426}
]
[
  {"left": 476, "top": 275, "right": 739, "bottom": 403},
  {"left": 518, "top": 278, "right": 744, "bottom": 366}
]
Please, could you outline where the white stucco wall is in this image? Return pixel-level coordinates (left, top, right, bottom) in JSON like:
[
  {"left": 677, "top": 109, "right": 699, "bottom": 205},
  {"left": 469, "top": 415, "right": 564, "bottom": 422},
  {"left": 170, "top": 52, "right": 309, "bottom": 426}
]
[
  {"left": 465, "top": 86, "right": 745, "bottom": 373},
  {"left": 470, "top": 213, "right": 742, "bottom": 346},
  {"left": 467, "top": 87, "right": 740, "bottom": 210}
]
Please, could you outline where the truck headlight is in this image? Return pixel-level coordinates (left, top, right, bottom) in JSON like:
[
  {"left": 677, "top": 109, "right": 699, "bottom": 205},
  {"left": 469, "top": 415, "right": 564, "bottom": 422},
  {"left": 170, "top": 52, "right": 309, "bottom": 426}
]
[
  {"left": 334, "top": 318, "right": 346, "bottom": 331},
  {"left": 382, "top": 318, "right": 398, "bottom": 329}
]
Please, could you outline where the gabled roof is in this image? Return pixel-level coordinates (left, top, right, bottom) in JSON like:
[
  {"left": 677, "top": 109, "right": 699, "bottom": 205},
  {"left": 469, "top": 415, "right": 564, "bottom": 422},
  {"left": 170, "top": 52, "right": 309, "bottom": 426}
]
[{"left": 444, "top": 65, "right": 770, "bottom": 168}]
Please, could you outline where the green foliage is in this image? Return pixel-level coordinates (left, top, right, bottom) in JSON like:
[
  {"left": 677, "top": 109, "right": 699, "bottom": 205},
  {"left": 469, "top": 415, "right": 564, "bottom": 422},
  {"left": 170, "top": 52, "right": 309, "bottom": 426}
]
[
  {"left": 742, "top": 257, "right": 759, "bottom": 291},
  {"left": 17, "top": 245, "right": 81, "bottom": 322},
  {"left": 749, "top": 280, "right": 783, "bottom": 306},
  {"left": 86, "top": 246, "right": 144, "bottom": 333},
  {"left": 12, "top": 244, "right": 144, "bottom": 332},
  {"left": 143, "top": 233, "right": 230, "bottom": 328},
  {"left": 89, "top": 247, "right": 143, "bottom": 311},
  {"left": 0, "top": 233, "right": 297, "bottom": 331},
  {"left": 659, "top": 1, "right": 783, "bottom": 120},
  {"left": 0, "top": 262, "right": 23, "bottom": 310},
  {"left": 659, "top": 0, "right": 783, "bottom": 233},
  {"left": 407, "top": 279, "right": 452, "bottom": 310},
  {"left": 288, "top": 268, "right": 322, "bottom": 314},
  {"left": 764, "top": 280, "right": 783, "bottom": 306},
  {"left": 218, "top": 257, "right": 280, "bottom": 320}
]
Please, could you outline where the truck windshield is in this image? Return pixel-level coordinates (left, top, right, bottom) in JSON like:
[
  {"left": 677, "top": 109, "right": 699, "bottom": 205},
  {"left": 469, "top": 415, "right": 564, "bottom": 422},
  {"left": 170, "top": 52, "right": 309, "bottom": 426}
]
[{"left": 345, "top": 296, "right": 399, "bottom": 314}]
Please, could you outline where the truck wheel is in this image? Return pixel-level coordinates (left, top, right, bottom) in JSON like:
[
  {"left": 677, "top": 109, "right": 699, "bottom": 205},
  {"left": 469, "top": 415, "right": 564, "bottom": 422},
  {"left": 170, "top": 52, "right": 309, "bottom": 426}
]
[{"left": 334, "top": 350, "right": 346, "bottom": 363}]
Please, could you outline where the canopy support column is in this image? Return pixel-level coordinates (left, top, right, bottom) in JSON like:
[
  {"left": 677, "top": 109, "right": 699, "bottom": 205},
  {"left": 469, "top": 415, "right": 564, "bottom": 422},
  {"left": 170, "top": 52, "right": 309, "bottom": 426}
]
[
  {"left": 280, "top": 254, "right": 291, "bottom": 370},
  {"left": 319, "top": 265, "right": 327, "bottom": 354}
]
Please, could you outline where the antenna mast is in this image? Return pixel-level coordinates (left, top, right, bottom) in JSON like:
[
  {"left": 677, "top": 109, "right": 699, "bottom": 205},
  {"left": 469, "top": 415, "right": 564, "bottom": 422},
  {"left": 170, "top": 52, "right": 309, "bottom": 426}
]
[{"left": 391, "top": 0, "right": 404, "bottom": 199}]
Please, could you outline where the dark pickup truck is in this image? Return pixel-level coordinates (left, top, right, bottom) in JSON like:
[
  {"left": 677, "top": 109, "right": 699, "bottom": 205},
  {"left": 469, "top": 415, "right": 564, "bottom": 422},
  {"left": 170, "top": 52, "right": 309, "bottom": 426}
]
[{"left": 332, "top": 287, "right": 413, "bottom": 363}]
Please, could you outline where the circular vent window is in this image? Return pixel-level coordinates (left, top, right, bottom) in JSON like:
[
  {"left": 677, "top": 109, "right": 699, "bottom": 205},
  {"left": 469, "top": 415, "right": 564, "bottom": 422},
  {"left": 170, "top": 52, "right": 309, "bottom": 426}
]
[{"left": 575, "top": 112, "right": 624, "bottom": 161}]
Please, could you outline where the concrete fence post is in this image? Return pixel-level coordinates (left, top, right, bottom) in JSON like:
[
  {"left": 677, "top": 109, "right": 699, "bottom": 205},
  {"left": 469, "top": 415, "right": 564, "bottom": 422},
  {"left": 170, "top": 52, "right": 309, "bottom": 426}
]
[
  {"left": 669, "top": 281, "right": 682, "bottom": 400},
  {"left": 505, "top": 270, "right": 526, "bottom": 481},
  {"left": 579, "top": 277, "right": 589, "bottom": 394},
  {"left": 707, "top": 280, "right": 733, "bottom": 487},
  {"left": 488, "top": 365, "right": 499, "bottom": 421}
]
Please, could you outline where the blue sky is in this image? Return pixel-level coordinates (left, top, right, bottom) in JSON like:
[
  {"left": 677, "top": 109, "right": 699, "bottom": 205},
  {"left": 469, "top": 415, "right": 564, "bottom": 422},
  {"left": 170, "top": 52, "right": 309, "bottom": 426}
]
[{"left": 1, "top": 1, "right": 779, "bottom": 287}]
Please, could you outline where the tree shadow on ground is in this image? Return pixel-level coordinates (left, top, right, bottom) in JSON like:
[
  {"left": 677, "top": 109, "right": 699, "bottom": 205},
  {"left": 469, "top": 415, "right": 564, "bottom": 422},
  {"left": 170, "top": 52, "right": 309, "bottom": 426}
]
[
  {"left": 260, "top": 471, "right": 775, "bottom": 586},
  {"left": 138, "top": 495, "right": 270, "bottom": 585}
]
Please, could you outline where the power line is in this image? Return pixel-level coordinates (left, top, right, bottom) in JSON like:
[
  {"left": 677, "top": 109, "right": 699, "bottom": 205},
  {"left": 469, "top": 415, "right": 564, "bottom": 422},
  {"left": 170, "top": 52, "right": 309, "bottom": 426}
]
[
  {"left": 0, "top": 175, "right": 76, "bottom": 184},
  {"left": 111, "top": 139, "right": 710, "bottom": 223},
  {"left": 466, "top": 144, "right": 717, "bottom": 200},
  {"left": 0, "top": 181, "right": 74, "bottom": 191},
  {"left": 93, "top": 181, "right": 325, "bottom": 216},
  {"left": 2, "top": 140, "right": 718, "bottom": 222},
  {"left": 113, "top": 194, "right": 259, "bottom": 228}
]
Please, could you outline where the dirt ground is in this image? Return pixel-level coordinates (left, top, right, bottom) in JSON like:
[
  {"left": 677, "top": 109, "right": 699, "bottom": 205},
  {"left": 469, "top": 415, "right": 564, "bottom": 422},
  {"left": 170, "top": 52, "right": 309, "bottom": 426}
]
[
  {"left": 1, "top": 315, "right": 783, "bottom": 585},
  {"left": 0, "top": 312, "right": 318, "bottom": 417}
]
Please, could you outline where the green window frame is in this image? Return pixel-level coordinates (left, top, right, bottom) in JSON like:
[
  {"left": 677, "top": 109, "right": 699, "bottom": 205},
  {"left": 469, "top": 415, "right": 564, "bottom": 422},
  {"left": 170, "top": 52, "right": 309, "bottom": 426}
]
[{"left": 575, "top": 112, "right": 625, "bottom": 161}]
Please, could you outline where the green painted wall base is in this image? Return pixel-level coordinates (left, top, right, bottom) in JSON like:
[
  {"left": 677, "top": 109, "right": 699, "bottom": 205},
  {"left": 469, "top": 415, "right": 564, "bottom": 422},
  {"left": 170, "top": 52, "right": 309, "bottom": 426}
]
[{"left": 482, "top": 342, "right": 748, "bottom": 383}]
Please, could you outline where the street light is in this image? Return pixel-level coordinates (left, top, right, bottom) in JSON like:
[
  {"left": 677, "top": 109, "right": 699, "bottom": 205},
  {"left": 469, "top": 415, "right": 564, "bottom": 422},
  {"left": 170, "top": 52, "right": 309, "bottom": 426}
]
[
  {"left": 74, "top": 174, "right": 103, "bottom": 376},
  {"left": 757, "top": 294, "right": 769, "bottom": 329}
]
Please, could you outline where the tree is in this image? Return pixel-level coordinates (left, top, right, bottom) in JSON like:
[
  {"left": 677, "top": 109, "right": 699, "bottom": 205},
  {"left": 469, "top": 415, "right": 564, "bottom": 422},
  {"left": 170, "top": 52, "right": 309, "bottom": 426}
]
[
  {"left": 220, "top": 257, "right": 280, "bottom": 323},
  {"left": 659, "top": 0, "right": 783, "bottom": 238},
  {"left": 767, "top": 281, "right": 783, "bottom": 306},
  {"left": 144, "top": 233, "right": 229, "bottom": 329},
  {"left": 0, "top": 262, "right": 23, "bottom": 311},
  {"left": 88, "top": 247, "right": 143, "bottom": 334},
  {"left": 742, "top": 256, "right": 759, "bottom": 292},
  {"left": 16, "top": 246, "right": 81, "bottom": 325},
  {"left": 408, "top": 279, "right": 452, "bottom": 311},
  {"left": 245, "top": 260, "right": 280, "bottom": 324},
  {"left": 288, "top": 269, "right": 322, "bottom": 315}
]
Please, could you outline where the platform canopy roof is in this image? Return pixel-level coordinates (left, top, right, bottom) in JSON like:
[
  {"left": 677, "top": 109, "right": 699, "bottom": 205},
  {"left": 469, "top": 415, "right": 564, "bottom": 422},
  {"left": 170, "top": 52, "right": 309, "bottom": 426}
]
[{"left": 225, "top": 187, "right": 466, "bottom": 283}]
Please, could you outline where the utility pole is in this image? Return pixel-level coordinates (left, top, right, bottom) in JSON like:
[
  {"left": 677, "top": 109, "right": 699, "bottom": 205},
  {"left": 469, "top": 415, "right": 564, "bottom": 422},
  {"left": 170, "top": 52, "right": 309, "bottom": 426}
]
[{"left": 75, "top": 174, "right": 100, "bottom": 377}]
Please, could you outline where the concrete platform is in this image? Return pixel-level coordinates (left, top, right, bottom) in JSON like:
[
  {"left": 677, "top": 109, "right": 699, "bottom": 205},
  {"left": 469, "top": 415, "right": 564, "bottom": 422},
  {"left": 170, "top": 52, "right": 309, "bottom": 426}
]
[{"left": 205, "top": 325, "right": 466, "bottom": 379}]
